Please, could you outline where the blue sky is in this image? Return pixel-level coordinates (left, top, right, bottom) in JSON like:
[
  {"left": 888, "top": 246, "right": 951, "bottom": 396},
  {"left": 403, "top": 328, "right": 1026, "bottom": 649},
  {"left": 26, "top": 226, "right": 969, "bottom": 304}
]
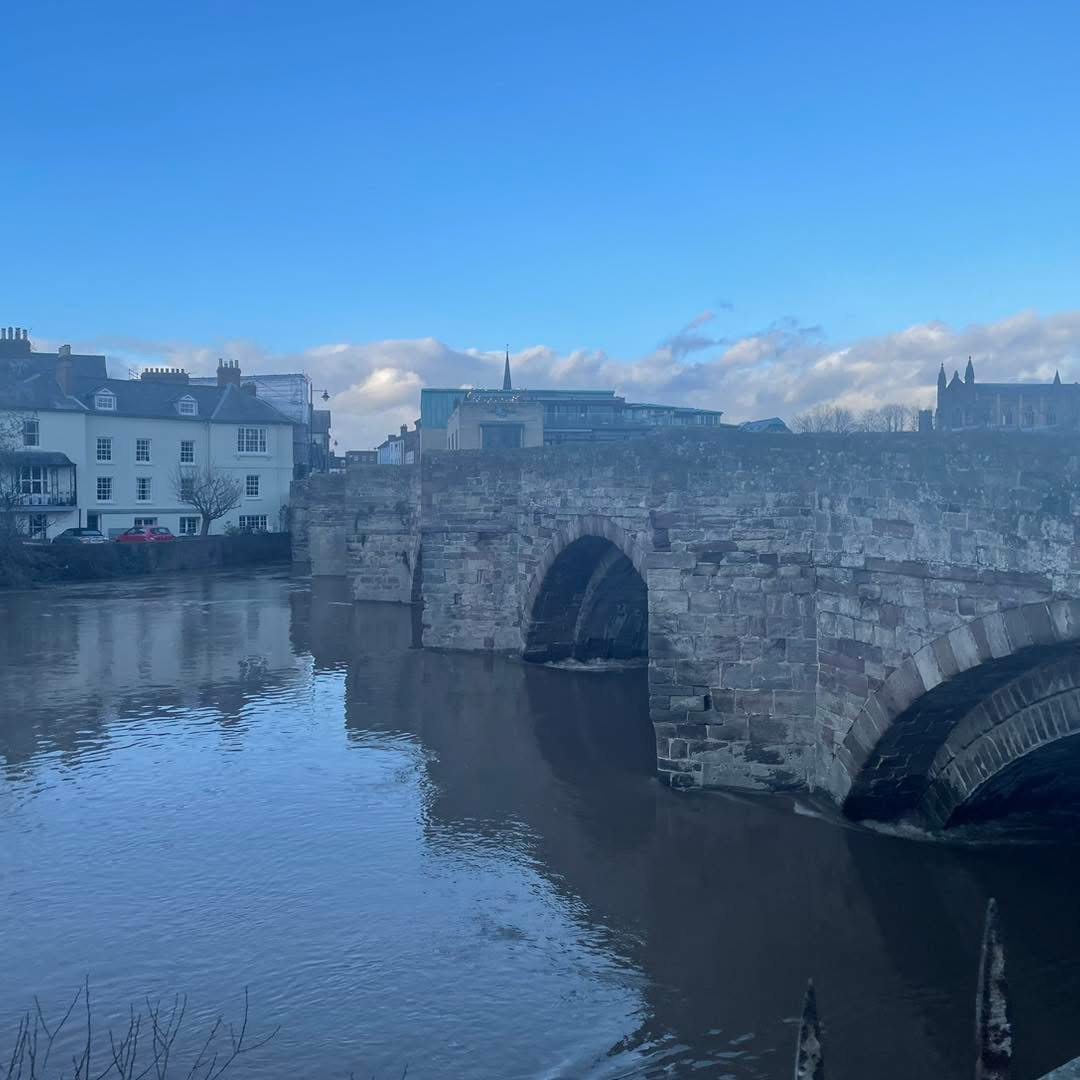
[{"left": 4, "top": 1, "right": 1080, "bottom": 446}]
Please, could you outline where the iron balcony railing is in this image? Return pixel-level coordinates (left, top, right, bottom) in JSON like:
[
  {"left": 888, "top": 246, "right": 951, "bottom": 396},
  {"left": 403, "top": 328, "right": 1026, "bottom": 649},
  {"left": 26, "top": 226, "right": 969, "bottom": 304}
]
[{"left": 15, "top": 492, "right": 77, "bottom": 507}]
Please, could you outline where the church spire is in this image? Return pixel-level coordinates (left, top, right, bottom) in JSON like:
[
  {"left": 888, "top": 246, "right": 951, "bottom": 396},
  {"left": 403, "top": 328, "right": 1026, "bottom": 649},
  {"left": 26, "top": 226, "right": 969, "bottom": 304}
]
[
  {"left": 937, "top": 363, "right": 947, "bottom": 393},
  {"left": 502, "top": 345, "right": 512, "bottom": 391},
  {"left": 965, "top": 356, "right": 975, "bottom": 384},
  {"left": 1054, "top": 370, "right": 1062, "bottom": 386}
]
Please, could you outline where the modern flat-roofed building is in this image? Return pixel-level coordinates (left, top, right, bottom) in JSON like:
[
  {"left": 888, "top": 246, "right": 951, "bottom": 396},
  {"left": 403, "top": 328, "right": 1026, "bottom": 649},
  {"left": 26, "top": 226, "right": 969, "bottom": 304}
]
[{"left": 419, "top": 358, "right": 724, "bottom": 456}]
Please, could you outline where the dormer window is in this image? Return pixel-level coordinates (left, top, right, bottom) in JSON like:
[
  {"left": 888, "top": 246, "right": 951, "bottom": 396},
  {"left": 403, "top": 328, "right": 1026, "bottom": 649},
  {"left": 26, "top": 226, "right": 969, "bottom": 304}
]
[
  {"left": 178, "top": 395, "right": 198, "bottom": 416},
  {"left": 94, "top": 390, "right": 116, "bottom": 411}
]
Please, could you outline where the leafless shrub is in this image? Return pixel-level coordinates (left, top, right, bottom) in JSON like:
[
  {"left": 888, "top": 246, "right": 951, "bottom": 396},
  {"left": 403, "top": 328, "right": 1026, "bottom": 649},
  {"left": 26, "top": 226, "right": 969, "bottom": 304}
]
[
  {"left": 790, "top": 405, "right": 855, "bottom": 434},
  {"left": 856, "top": 403, "right": 918, "bottom": 432},
  {"left": 4, "top": 979, "right": 276, "bottom": 1080},
  {"left": 792, "top": 402, "right": 918, "bottom": 434}
]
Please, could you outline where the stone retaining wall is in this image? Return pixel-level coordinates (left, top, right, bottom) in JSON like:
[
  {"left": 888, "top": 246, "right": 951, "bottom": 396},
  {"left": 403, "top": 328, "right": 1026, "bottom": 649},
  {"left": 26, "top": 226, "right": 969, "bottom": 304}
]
[{"left": 18, "top": 532, "right": 290, "bottom": 584}]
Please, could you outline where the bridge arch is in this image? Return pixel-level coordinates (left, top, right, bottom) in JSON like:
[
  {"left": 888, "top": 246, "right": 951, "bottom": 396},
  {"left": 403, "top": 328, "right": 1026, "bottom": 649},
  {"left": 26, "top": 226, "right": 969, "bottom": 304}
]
[
  {"left": 522, "top": 515, "right": 648, "bottom": 664},
  {"left": 835, "top": 600, "right": 1080, "bottom": 827}
]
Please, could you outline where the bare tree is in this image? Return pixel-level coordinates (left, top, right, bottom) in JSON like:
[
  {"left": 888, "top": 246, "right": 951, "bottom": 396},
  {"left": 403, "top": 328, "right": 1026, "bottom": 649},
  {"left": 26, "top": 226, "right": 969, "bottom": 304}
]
[
  {"left": 857, "top": 403, "right": 918, "bottom": 432},
  {"left": 172, "top": 467, "right": 242, "bottom": 537},
  {"left": 4, "top": 978, "right": 276, "bottom": 1079},
  {"left": 0, "top": 411, "right": 48, "bottom": 585},
  {"left": 790, "top": 404, "right": 855, "bottom": 434},
  {"left": 0, "top": 409, "right": 27, "bottom": 532}
]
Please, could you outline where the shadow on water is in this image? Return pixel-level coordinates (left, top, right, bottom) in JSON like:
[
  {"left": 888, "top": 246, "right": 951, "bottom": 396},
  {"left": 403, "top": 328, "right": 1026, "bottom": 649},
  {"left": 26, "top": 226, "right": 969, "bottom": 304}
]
[
  {"left": 2, "top": 572, "right": 1080, "bottom": 1078},
  {"left": 294, "top": 583, "right": 1080, "bottom": 1078}
]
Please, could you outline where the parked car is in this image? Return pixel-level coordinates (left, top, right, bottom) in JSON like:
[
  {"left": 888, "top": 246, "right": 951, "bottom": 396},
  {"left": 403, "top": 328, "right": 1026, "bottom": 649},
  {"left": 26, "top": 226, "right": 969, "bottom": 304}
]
[
  {"left": 115, "top": 526, "right": 177, "bottom": 544},
  {"left": 52, "top": 528, "right": 110, "bottom": 545}
]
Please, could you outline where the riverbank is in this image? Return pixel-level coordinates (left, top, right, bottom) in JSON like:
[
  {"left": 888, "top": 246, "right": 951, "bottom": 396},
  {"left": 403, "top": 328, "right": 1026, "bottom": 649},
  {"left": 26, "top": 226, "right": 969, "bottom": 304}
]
[{"left": 0, "top": 532, "right": 290, "bottom": 587}]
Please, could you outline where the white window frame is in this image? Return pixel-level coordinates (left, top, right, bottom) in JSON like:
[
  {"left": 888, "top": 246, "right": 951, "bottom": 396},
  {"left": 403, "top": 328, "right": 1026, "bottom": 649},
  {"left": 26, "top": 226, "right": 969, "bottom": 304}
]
[
  {"left": 94, "top": 391, "right": 116, "bottom": 411},
  {"left": 28, "top": 513, "right": 48, "bottom": 541},
  {"left": 179, "top": 440, "right": 195, "bottom": 464},
  {"left": 135, "top": 437, "right": 152, "bottom": 464},
  {"left": 238, "top": 514, "right": 268, "bottom": 533},
  {"left": 178, "top": 516, "right": 200, "bottom": 536},
  {"left": 22, "top": 418, "right": 39, "bottom": 447},
  {"left": 179, "top": 474, "right": 195, "bottom": 500},
  {"left": 133, "top": 517, "right": 157, "bottom": 527},
  {"left": 96, "top": 476, "right": 113, "bottom": 502},
  {"left": 96, "top": 436, "right": 112, "bottom": 462},
  {"left": 245, "top": 474, "right": 260, "bottom": 498},
  {"left": 18, "top": 466, "right": 48, "bottom": 495},
  {"left": 237, "top": 427, "right": 267, "bottom": 454},
  {"left": 136, "top": 476, "right": 152, "bottom": 502},
  {"left": 178, "top": 396, "right": 198, "bottom": 417}
]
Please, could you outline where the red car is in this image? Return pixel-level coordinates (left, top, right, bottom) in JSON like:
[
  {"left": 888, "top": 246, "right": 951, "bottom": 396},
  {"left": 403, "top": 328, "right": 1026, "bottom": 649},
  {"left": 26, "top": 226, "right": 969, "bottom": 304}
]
[{"left": 115, "top": 526, "right": 177, "bottom": 544}]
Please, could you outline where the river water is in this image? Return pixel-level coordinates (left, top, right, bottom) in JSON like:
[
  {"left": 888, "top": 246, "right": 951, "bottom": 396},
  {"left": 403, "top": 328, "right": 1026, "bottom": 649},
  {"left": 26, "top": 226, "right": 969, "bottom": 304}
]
[{"left": 2, "top": 568, "right": 1080, "bottom": 1079}]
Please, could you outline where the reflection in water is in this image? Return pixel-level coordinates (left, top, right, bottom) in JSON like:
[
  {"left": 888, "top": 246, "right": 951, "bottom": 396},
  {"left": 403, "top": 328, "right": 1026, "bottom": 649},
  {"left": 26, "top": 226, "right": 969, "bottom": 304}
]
[{"left": 2, "top": 570, "right": 1080, "bottom": 1078}]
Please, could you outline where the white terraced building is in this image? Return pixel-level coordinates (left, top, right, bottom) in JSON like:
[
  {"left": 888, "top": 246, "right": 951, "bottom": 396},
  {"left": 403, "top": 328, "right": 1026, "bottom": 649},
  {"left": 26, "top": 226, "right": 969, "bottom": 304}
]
[{"left": 0, "top": 328, "right": 295, "bottom": 539}]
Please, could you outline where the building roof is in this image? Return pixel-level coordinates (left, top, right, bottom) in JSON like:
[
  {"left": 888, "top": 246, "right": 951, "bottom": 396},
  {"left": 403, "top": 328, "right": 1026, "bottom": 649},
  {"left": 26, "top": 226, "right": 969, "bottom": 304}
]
[
  {"left": 11, "top": 352, "right": 108, "bottom": 381},
  {"left": 961, "top": 382, "right": 1077, "bottom": 392},
  {"left": 625, "top": 401, "right": 724, "bottom": 415},
  {"left": 420, "top": 385, "right": 726, "bottom": 429},
  {"left": 739, "top": 417, "right": 791, "bottom": 433},
  {"left": 71, "top": 376, "right": 296, "bottom": 424},
  {"left": 0, "top": 363, "right": 295, "bottom": 426},
  {"left": 420, "top": 387, "right": 621, "bottom": 429},
  {"left": 0, "top": 331, "right": 108, "bottom": 381},
  {"left": 10, "top": 450, "right": 76, "bottom": 467},
  {"left": 0, "top": 371, "right": 87, "bottom": 412},
  {"left": 190, "top": 371, "right": 313, "bottom": 425}
]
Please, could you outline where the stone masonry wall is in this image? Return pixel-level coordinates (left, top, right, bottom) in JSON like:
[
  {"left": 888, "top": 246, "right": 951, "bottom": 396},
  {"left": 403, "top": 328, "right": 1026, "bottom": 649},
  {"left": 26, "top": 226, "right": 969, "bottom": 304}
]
[
  {"left": 811, "top": 433, "right": 1080, "bottom": 797},
  {"left": 294, "top": 466, "right": 420, "bottom": 602},
  {"left": 302, "top": 429, "right": 1080, "bottom": 799},
  {"left": 344, "top": 465, "right": 420, "bottom": 603},
  {"left": 422, "top": 435, "right": 821, "bottom": 790},
  {"left": 420, "top": 452, "right": 524, "bottom": 650}
]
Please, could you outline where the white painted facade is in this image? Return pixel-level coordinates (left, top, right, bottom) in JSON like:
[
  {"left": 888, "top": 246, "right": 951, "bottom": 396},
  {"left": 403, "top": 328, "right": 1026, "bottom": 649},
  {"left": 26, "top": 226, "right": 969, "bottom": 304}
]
[{"left": 12, "top": 398, "right": 294, "bottom": 538}]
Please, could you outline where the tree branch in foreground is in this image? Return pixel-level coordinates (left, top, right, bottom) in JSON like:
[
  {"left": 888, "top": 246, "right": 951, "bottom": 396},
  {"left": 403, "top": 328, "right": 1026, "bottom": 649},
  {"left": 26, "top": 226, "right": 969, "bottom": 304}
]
[{"left": 4, "top": 980, "right": 277, "bottom": 1080}]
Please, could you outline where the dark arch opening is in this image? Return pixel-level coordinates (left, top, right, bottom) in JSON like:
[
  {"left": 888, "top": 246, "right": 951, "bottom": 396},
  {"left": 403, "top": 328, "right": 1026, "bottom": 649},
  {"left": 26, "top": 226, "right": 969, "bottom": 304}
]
[
  {"left": 843, "top": 641, "right": 1080, "bottom": 828},
  {"left": 523, "top": 535, "right": 648, "bottom": 664},
  {"left": 950, "top": 732, "right": 1080, "bottom": 827}
]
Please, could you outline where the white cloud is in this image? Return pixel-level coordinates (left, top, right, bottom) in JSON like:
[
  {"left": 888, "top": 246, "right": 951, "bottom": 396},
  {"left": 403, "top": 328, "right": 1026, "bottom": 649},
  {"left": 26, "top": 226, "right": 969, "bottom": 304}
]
[{"left": 57, "top": 309, "right": 1080, "bottom": 451}]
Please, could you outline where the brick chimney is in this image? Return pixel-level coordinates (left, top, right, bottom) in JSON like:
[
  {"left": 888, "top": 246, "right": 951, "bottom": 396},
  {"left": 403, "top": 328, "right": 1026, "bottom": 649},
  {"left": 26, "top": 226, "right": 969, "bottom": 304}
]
[
  {"left": 217, "top": 358, "right": 242, "bottom": 388},
  {"left": 241, "top": 380, "right": 257, "bottom": 396},
  {"left": 399, "top": 424, "right": 408, "bottom": 438},
  {"left": 0, "top": 326, "right": 32, "bottom": 358},
  {"left": 139, "top": 367, "right": 190, "bottom": 384},
  {"left": 56, "top": 345, "right": 74, "bottom": 396}
]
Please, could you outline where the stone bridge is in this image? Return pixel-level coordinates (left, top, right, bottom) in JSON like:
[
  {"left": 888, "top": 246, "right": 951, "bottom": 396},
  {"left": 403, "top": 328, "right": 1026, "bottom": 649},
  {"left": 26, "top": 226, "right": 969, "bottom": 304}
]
[{"left": 292, "top": 429, "right": 1080, "bottom": 828}]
